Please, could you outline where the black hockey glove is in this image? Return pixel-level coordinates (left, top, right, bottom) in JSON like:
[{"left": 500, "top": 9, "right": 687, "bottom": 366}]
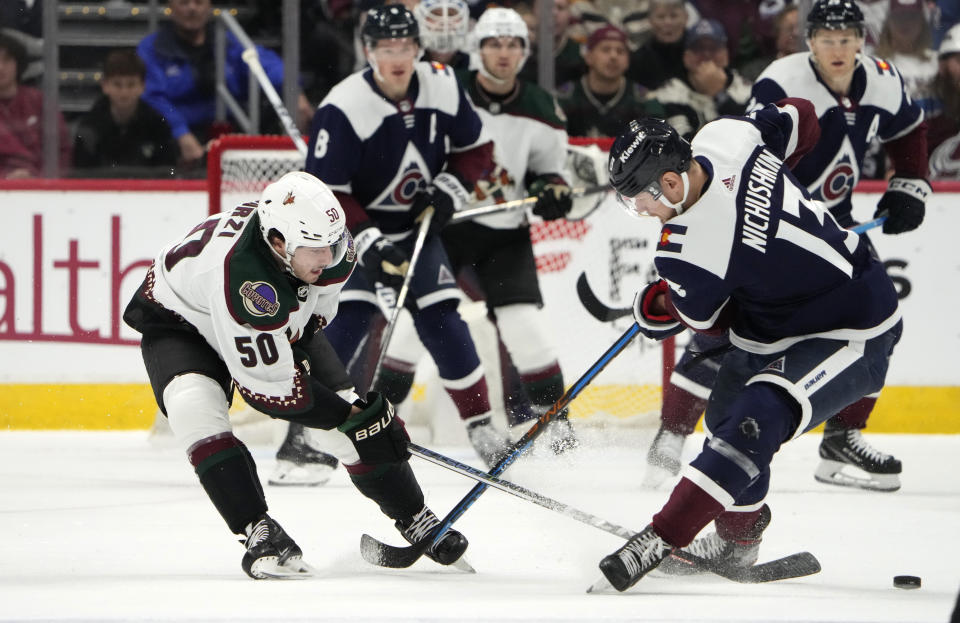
[
  {"left": 355, "top": 226, "right": 410, "bottom": 290},
  {"left": 529, "top": 175, "right": 573, "bottom": 221},
  {"left": 874, "top": 177, "right": 930, "bottom": 234},
  {"left": 337, "top": 391, "right": 410, "bottom": 464},
  {"left": 633, "top": 280, "right": 684, "bottom": 341},
  {"left": 410, "top": 172, "right": 470, "bottom": 234}
]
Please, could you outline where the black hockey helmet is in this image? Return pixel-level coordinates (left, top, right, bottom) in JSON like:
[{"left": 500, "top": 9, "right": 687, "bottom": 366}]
[
  {"left": 362, "top": 5, "right": 421, "bottom": 48},
  {"left": 806, "top": 0, "right": 865, "bottom": 38},
  {"left": 608, "top": 118, "right": 691, "bottom": 203}
]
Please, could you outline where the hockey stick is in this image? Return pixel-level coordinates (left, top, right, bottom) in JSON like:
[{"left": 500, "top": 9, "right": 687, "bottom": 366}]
[
  {"left": 850, "top": 216, "right": 886, "bottom": 234},
  {"left": 222, "top": 12, "right": 308, "bottom": 157},
  {"left": 370, "top": 207, "right": 434, "bottom": 389},
  {"left": 360, "top": 322, "right": 642, "bottom": 568},
  {"left": 576, "top": 273, "right": 633, "bottom": 322},
  {"left": 409, "top": 443, "right": 821, "bottom": 584},
  {"left": 449, "top": 185, "right": 609, "bottom": 225}
]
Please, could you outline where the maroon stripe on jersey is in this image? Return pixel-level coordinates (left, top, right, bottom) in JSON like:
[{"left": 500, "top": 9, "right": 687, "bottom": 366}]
[
  {"left": 445, "top": 375, "right": 492, "bottom": 420},
  {"left": 884, "top": 122, "right": 928, "bottom": 179},
  {"left": 447, "top": 141, "right": 495, "bottom": 187},
  {"left": 187, "top": 432, "right": 242, "bottom": 467}
]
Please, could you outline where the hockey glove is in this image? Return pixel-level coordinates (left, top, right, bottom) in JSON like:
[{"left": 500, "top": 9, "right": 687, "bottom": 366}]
[
  {"left": 338, "top": 391, "right": 410, "bottom": 464},
  {"left": 355, "top": 227, "right": 410, "bottom": 291},
  {"left": 633, "top": 280, "right": 684, "bottom": 341},
  {"left": 410, "top": 172, "right": 470, "bottom": 234},
  {"left": 874, "top": 177, "right": 930, "bottom": 234},
  {"left": 530, "top": 175, "right": 573, "bottom": 221}
]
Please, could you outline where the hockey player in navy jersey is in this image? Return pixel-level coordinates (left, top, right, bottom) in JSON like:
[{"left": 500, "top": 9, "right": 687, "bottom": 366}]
[
  {"left": 123, "top": 172, "right": 468, "bottom": 578},
  {"left": 643, "top": 0, "right": 927, "bottom": 493},
  {"left": 377, "top": 7, "right": 579, "bottom": 452},
  {"left": 304, "top": 5, "right": 511, "bottom": 467},
  {"left": 597, "top": 102, "right": 903, "bottom": 592}
]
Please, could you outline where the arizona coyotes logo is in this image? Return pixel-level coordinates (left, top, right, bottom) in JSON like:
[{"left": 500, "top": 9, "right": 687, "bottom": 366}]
[{"left": 283, "top": 191, "right": 296, "bottom": 205}]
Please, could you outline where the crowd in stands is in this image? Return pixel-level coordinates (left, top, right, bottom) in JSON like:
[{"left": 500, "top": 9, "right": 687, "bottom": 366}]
[{"left": 1, "top": 0, "right": 959, "bottom": 180}]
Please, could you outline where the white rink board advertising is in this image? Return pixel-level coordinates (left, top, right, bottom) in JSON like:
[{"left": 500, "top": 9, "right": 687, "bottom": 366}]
[
  {"left": 0, "top": 183, "right": 957, "bottom": 431},
  {"left": 0, "top": 187, "right": 207, "bottom": 382}
]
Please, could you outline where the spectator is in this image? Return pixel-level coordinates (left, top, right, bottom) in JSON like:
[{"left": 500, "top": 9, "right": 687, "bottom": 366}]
[
  {"left": 519, "top": 0, "right": 587, "bottom": 88},
  {"left": 627, "top": 0, "right": 689, "bottom": 89},
  {"left": 929, "top": 22, "right": 960, "bottom": 178},
  {"left": 646, "top": 18, "right": 752, "bottom": 140},
  {"left": 739, "top": 5, "right": 802, "bottom": 82},
  {"left": 874, "top": 0, "right": 939, "bottom": 115},
  {"left": 558, "top": 24, "right": 666, "bottom": 137},
  {"left": 695, "top": 0, "right": 787, "bottom": 74},
  {"left": 0, "top": 32, "right": 70, "bottom": 178},
  {"left": 137, "top": 0, "right": 313, "bottom": 168},
  {"left": 73, "top": 50, "right": 179, "bottom": 178}
]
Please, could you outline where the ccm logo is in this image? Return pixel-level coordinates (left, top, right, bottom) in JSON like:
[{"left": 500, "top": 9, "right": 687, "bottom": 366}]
[{"left": 352, "top": 402, "right": 395, "bottom": 441}]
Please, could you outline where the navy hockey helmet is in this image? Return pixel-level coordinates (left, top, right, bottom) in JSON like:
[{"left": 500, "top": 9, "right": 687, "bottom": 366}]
[
  {"left": 362, "top": 5, "right": 421, "bottom": 48},
  {"left": 608, "top": 118, "right": 692, "bottom": 213},
  {"left": 806, "top": 0, "right": 865, "bottom": 38}
]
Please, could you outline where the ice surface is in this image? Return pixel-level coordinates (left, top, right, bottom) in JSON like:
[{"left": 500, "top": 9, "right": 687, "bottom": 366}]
[{"left": 1, "top": 429, "right": 957, "bottom": 622}]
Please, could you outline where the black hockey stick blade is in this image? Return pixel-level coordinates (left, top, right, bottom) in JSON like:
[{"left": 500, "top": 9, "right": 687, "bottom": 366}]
[
  {"left": 360, "top": 532, "right": 432, "bottom": 569},
  {"left": 576, "top": 273, "right": 633, "bottom": 322},
  {"left": 670, "top": 550, "right": 821, "bottom": 583}
]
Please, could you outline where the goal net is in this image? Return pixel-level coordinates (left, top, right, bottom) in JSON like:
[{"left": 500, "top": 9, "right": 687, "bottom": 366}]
[{"left": 207, "top": 134, "right": 676, "bottom": 445}]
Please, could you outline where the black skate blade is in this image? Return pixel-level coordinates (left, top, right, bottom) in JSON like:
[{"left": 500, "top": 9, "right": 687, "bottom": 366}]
[{"left": 673, "top": 550, "right": 821, "bottom": 583}]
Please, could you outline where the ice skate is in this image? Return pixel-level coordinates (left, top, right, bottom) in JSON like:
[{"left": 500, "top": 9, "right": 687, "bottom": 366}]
[
  {"left": 642, "top": 426, "right": 685, "bottom": 488},
  {"left": 815, "top": 422, "right": 902, "bottom": 492},
  {"left": 657, "top": 504, "right": 771, "bottom": 576},
  {"left": 597, "top": 525, "right": 673, "bottom": 592},
  {"left": 396, "top": 505, "right": 470, "bottom": 568},
  {"left": 268, "top": 423, "right": 339, "bottom": 487},
  {"left": 241, "top": 514, "right": 313, "bottom": 579},
  {"left": 466, "top": 417, "right": 511, "bottom": 468}
]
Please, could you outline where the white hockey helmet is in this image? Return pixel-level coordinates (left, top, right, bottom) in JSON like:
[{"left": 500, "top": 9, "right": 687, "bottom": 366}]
[
  {"left": 415, "top": 0, "right": 470, "bottom": 54},
  {"left": 258, "top": 171, "right": 350, "bottom": 273},
  {"left": 469, "top": 7, "right": 530, "bottom": 78}
]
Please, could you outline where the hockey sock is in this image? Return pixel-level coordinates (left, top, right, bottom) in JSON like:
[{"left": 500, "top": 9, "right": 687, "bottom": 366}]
[
  {"left": 715, "top": 505, "right": 771, "bottom": 542},
  {"left": 188, "top": 433, "right": 267, "bottom": 534},
  {"left": 519, "top": 361, "right": 564, "bottom": 415},
  {"left": 376, "top": 359, "right": 416, "bottom": 405},
  {"left": 346, "top": 461, "right": 425, "bottom": 521},
  {"left": 652, "top": 477, "right": 724, "bottom": 548},
  {"left": 444, "top": 371, "right": 493, "bottom": 422},
  {"left": 661, "top": 382, "right": 709, "bottom": 435},
  {"left": 828, "top": 396, "right": 877, "bottom": 429}
]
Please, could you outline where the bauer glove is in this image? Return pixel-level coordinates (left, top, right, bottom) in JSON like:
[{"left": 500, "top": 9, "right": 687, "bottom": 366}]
[
  {"left": 355, "top": 226, "right": 410, "bottom": 291},
  {"left": 874, "top": 177, "right": 930, "bottom": 234},
  {"left": 633, "top": 280, "right": 684, "bottom": 341},
  {"left": 338, "top": 392, "right": 410, "bottom": 464},
  {"left": 410, "top": 172, "right": 470, "bottom": 234},
  {"left": 529, "top": 174, "right": 573, "bottom": 221}
]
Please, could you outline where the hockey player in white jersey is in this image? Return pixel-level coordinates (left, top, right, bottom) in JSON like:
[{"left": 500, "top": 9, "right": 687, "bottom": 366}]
[
  {"left": 597, "top": 103, "right": 903, "bottom": 591},
  {"left": 643, "top": 0, "right": 927, "bottom": 492},
  {"left": 123, "top": 171, "right": 468, "bottom": 578},
  {"left": 376, "top": 7, "right": 578, "bottom": 451},
  {"left": 304, "top": 5, "right": 511, "bottom": 467}
]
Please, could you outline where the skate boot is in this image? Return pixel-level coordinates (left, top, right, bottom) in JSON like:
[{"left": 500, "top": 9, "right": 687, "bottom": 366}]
[
  {"left": 641, "top": 426, "right": 685, "bottom": 488},
  {"left": 241, "top": 514, "right": 311, "bottom": 579},
  {"left": 466, "top": 417, "right": 511, "bottom": 468},
  {"left": 396, "top": 505, "right": 469, "bottom": 566},
  {"left": 269, "top": 423, "right": 339, "bottom": 486},
  {"left": 815, "top": 421, "right": 902, "bottom": 492},
  {"left": 657, "top": 504, "right": 771, "bottom": 576},
  {"left": 598, "top": 525, "right": 673, "bottom": 592}
]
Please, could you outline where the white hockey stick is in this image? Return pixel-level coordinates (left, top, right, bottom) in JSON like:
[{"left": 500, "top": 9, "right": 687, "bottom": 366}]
[
  {"left": 370, "top": 207, "right": 434, "bottom": 389},
  {"left": 221, "top": 12, "right": 308, "bottom": 157},
  {"left": 449, "top": 184, "right": 609, "bottom": 224}
]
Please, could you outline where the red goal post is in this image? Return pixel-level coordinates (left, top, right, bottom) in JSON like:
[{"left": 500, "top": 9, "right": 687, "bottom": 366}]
[{"left": 207, "top": 134, "right": 675, "bottom": 431}]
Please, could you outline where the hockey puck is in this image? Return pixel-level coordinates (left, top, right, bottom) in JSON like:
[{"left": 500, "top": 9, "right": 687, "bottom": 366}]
[{"left": 893, "top": 575, "right": 921, "bottom": 589}]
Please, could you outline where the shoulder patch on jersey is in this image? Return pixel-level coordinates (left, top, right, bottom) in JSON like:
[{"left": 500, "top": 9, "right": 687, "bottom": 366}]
[
  {"left": 871, "top": 57, "right": 896, "bottom": 76},
  {"left": 224, "top": 214, "right": 300, "bottom": 330},
  {"left": 658, "top": 224, "right": 685, "bottom": 253}
]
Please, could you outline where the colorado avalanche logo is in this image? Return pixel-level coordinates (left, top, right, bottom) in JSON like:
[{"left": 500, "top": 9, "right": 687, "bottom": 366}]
[
  {"left": 820, "top": 162, "right": 856, "bottom": 202},
  {"left": 392, "top": 162, "right": 425, "bottom": 205},
  {"left": 240, "top": 281, "right": 280, "bottom": 317}
]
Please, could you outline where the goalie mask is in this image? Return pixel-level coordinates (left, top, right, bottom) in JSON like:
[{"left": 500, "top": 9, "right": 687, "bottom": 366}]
[
  {"left": 470, "top": 7, "right": 530, "bottom": 82},
  {"left": 258, "top": 171, "right": 350, "bottom": 275},
  {"left": 415, "top": 0, "right": 469, "bottom": 54},
  {"left": 609, "top": 118, "right": 692, "bottom": 217}
]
